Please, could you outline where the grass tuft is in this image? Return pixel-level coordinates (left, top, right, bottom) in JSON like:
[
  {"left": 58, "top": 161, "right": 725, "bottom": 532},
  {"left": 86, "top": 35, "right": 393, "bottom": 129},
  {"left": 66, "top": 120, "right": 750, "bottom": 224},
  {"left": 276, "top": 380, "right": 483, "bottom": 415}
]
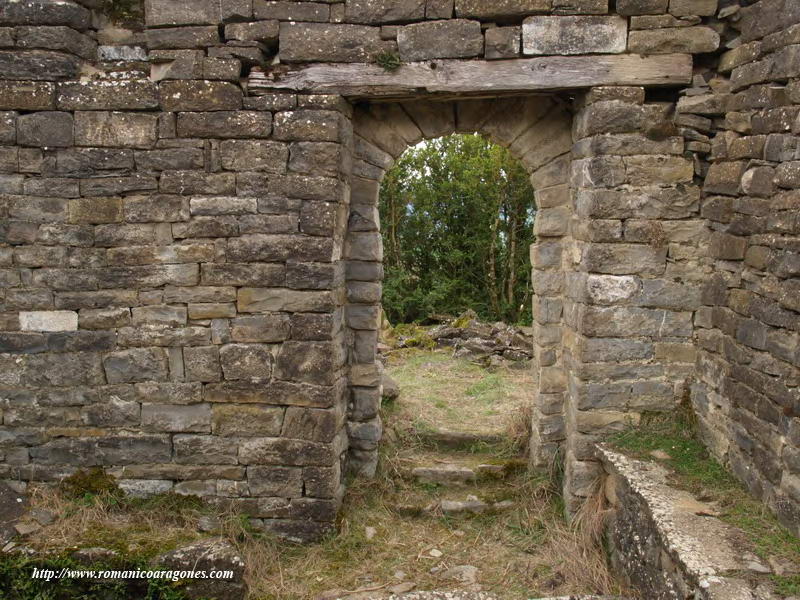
[{"left": 375, "top": 50, "right": 402, "bottom": 72}]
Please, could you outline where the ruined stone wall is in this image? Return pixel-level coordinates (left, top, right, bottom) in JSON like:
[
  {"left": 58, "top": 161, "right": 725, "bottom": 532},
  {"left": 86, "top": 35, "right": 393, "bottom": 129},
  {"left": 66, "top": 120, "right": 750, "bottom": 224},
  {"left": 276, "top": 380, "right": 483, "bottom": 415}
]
[
  {"left": 688, "top": 0, "right": 800, "bottom": 534},
  {"left": 0, "top": 0, "right": 797, "bottom": 539},
  {"left": 561, "top": 86, "right": 706, "bottom": 510}
]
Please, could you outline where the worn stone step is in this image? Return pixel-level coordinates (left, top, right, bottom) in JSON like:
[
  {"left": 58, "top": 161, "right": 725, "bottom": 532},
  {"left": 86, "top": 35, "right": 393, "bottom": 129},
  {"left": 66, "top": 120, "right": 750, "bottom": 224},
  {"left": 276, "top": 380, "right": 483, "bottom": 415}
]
[
  {"left": 391, "top": 495, "right": 515, "bottom": 518},
  {"left": 409, "top": 460, "right": 523, "bottom": 486},
  {"left": 411, "top": 464, "right": 476, "bottom": 486},
  {"left": 414, "top": 428, "right": 507, "bottom": 452}
]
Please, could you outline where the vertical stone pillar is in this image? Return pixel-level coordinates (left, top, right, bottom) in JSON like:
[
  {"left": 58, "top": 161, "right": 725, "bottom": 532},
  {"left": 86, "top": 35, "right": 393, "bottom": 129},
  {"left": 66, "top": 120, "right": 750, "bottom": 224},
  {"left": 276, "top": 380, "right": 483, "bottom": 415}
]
[
  {"left": 528, "top": 153, "right": 572, "bottom": 468},
  {"left": 562, "top": 87, "right": 704, "bottom": 512}
]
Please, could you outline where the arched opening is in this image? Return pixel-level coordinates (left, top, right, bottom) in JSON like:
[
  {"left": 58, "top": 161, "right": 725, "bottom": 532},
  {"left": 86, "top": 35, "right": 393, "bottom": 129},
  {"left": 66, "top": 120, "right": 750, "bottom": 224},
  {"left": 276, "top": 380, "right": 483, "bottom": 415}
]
[
  {"left": 378, "top": 132, "right": 536, "bottom": 445},
  {"left": 333, "top": 96, "right": 631, "bottom": 597},
  {"left": 343, "top": 96, "right": 575, "bottom": 481}
]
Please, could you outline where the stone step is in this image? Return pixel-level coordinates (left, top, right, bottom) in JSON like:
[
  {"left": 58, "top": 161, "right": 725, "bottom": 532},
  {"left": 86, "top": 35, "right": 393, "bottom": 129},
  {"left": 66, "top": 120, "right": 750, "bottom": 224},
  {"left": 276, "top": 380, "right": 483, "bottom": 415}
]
[
  {"left": 415, "top": 429, "right": 507, "bottom": 452},
  {"left": 409, "top": 460, "right": 522, "bottom": 486},
  {"left": 391, "top": 495, "right": 515, "bottom": 518}
]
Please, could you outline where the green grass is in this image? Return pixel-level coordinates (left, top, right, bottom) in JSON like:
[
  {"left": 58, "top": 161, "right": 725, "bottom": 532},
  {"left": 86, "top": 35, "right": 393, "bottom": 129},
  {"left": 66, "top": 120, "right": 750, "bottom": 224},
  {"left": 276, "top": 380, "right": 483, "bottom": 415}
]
[
  {"left": 610, "top": 411, "right": 800, "bottom": 591},
  {"left": 466, "top": 373, "right": 506, "bottom": 405},
  {"left": 0, "top": 553, "right": 193, "bottom": 600}
]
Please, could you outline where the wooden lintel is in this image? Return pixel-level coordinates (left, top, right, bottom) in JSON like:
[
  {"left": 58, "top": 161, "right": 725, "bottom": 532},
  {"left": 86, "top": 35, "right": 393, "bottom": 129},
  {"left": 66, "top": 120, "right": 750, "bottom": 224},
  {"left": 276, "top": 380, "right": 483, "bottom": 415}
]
[{"left": 248, "top": 54, "right": 693, "bottom": 100}]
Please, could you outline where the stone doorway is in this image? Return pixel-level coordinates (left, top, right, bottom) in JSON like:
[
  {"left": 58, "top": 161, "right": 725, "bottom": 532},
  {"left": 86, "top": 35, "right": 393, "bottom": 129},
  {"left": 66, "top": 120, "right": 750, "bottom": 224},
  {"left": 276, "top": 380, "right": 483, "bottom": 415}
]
[
  {"left": 342, "top": 96, "right": 574, "bottom": 481},
  {"left": 342, "top": 91, "right": 704, "bottom": 514}
]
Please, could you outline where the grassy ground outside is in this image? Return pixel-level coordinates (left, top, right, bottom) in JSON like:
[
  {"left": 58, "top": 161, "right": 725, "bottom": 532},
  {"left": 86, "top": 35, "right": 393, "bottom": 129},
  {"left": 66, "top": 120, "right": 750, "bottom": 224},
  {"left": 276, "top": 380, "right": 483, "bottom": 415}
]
[
  {"left": 384, "top": 348, "right": 531, "bottom": 438},
  {"left": 610, "top": 411, "right": 800, "bottom": 596}
]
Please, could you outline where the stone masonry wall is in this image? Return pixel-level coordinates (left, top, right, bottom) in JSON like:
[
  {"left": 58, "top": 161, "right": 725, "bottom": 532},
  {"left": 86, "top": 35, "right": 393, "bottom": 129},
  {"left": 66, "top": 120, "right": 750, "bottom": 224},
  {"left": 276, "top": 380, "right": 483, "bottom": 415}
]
[
  {"left": 0, "top": 0, "right": 797, "bottom": 540},
  {"left": 688, "top": 0, "right": 800, "bottom": 535},
  {"left": 561, "top": 86, "right": 705, "bottom": 511}
]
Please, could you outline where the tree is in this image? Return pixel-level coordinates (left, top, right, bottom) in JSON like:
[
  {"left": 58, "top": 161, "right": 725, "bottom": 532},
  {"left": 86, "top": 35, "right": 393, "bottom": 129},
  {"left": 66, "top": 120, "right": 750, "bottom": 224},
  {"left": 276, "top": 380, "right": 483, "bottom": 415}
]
[{"left": 378, "top": 134, "right": 536, "bottom": 325}]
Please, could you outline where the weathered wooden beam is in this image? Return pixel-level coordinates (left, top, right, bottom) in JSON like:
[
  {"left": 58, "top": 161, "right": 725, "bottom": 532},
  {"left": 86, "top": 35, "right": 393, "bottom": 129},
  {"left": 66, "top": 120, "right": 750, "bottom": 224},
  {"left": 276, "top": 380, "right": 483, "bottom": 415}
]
[{"left": 248, "top": 54, "right": 692, "bottom": 99}]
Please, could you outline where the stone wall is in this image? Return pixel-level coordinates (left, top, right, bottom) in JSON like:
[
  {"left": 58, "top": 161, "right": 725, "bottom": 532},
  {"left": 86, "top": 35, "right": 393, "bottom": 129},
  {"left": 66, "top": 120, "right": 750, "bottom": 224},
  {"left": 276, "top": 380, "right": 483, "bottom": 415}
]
[
  {"left": 0, "top": 0, "right": 797, "bottom": 539},
  {"left": 687, "top": 0, "right": 800, "bottom": 535}
]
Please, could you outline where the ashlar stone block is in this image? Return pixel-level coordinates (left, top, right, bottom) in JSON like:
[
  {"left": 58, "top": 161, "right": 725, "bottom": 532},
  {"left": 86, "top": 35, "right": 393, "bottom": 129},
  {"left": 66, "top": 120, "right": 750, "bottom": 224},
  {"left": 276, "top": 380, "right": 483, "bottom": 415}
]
[
  {"left": 19, "top": 310, "right": 77, "bottom": 332},
  {"left": 523, "top": 16, "right": 627, "bottom": 55},
  {"left": 455, "top": 0, "right": 549, "bottom": 19},
  {"left": 398, "top": 19, "right": 483, "bottom": 62},
  {"left": 74, "top": 112, "right": 157, "bottom": 149}
]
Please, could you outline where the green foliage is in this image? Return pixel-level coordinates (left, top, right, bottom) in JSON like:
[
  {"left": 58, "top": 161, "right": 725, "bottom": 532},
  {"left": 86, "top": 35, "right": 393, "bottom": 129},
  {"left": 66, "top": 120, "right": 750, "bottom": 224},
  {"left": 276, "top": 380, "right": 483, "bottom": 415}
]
[
  {"left": 0, "top": 553, "right": 193, "bottom": 600},
  {"left": 611, "top": 412, "right": 800, "bottom": 590},
  {"left": 375, "top": 51, "right": 402, "bottom": 72},
  {"left": 103, "top": 0, "right": 144, "bottom": 27},
  {"left": 391, "top": 323, "right": 435, "bottom": 349},
  {"left": 380, "top": 134, "right": 536, "bottom": 325},
  {"left": 60, "top": 467, "right": 122, "bottom": 501}
]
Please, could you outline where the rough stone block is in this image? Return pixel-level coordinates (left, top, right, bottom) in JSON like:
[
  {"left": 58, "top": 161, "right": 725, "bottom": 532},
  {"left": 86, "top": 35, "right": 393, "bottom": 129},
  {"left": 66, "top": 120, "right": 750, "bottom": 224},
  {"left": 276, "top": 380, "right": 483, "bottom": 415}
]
[
  {"left": 173, "top": 434, "right": 238, "bottom": 465},
  {"left": 219, "top": 140, "right": 288, "bottom": 172},
  {"left": 398, "top": 19, "right": 483, "bottom": 61},
  {"left": 57, "top": 80, "right": 159, "bottom": 111},
  {"left": 17, "top": 112, "right": 73, "bottom": 147},
  {"left": 0, "top": 81, "right": 54, "bottom": 110},
  {"left": 213, "top": 404, "right": 284, "bottom": 437},
  {"left": 160, "top": 171, "right": 236, "bottom": 196},
  {"left": 142, "top": 404, "right": 211, "bottom": 433},
  {"left": 225, "top": 20, "right": 280, "bottom": 44},
  {"left": 238, "top": 437, "right": 333, "bottom": 466},
  {"left": 19, "top": 311, "right": 77, "bottom": 332},
  {"left": 124, "top": 195, "right": 189, "bottom": 222},
  {"left": 0, "top": 0, "right": 91, "bottom": 29},
  {"left": 146, "top": 26, "right": 220, "bottom": 49},
  {"left": 134, "top": 148, "right": 205, "bottom": 172},
  {"left": 230, "top": 315, "right": 291, "bottom": 342},
  {"left": 15, "top": 25, "right": 96, "bottom": 60},
  {"left": 237, "top": 288, "right": 334, "bottom": 313},
  {"left": 275, "top": 341, "right": 340, "bottom": 386},
  {"left": 220, "top": 343, "right": 273, "bottom": 379},
  {"left": 274, "top": 110, "right": 343, "bottom": 142},
  {"left": 74, "top": 112, "right": 157, "bottom": 149},
  {"left": 177, "top": 111, "right": 272, "bottom": 139},
  {"left": 104, "top": 348, "right": 169, "bottom": 383},
  {"left": 523, "top": 16, "right": 627, "bottom": 55},
  {"left": 279, "top": 23, "right": 395, "bottom": 63},
  {"left": 254, "top": 1, "right": 330, "bottom": 21},
  {"left": 455, "top": 0, "right": 549, "bottom": 19},
  {"left": 628, "top": 27, "right": 719, "bottom": 54},
  {"left": 184, "top": 346, "right": 222, "bottom": 382},
  {"left": 159, "top": 81, "right": 243, "bottom": 112},
  {"left": 485, "top": 26, "right": 520, "bottom": 60},
  {"left": 190, "top": 196, "right": 257, "bottom": 216},
  {"left": 617, "top": 0, "right": 668, "bottom": 15},
  {"left": 344, "top": 0, "right": 425, "bottom": 23},
  {"left": 704, "top": 161, "right": 747, "bottom": 196},
  {"left": 669, "top": 0, "right": 716, "bottom": 17},
  {"left": 69, "top": 197, "right": 123, "bottom": 224},
  {"left": 0, "top": 50, "right": 80, "bottom": 81},
  {"left": 247, "top": 466, "right": 302, "bottom": 496},
  {"left": 145, "top": 0, "right": 221, "bottom": 26},
  {"left": 582, "top": 244, "right": 667, "bottom": 276}
]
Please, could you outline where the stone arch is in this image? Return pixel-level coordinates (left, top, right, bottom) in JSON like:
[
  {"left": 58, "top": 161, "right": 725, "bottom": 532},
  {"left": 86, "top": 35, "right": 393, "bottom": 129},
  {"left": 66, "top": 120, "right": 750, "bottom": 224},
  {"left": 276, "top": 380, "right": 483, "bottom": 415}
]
[{"left": 341, "top": 96, "right": 575, "bottom": 483}]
